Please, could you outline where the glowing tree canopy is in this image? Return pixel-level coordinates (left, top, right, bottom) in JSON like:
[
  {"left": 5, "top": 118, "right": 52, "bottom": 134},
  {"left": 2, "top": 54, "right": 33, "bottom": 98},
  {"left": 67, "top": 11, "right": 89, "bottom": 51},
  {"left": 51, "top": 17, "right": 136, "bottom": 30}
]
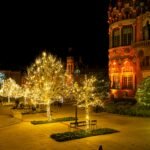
[
  {"left": 135, "top": 76, "right": 150, "bottom": 106},
  {"left": 25, "top": 51, "right": 65, "bottom": 120},
  {"left": 21, "top": 83, "right": 31, "bottom": 105},
  {"left": 0, "top": 78, "right": 22, "bottom": 103},
  {"left": 68, "top": 75, "right": 103, "bottom": 129}
]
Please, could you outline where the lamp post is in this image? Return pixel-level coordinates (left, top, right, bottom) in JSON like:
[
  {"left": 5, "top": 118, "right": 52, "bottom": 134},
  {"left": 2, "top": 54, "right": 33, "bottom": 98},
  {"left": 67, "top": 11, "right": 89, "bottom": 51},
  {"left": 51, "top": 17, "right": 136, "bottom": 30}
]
[{"left": 74, "top": 66, "right": 80, "bottom": 127}]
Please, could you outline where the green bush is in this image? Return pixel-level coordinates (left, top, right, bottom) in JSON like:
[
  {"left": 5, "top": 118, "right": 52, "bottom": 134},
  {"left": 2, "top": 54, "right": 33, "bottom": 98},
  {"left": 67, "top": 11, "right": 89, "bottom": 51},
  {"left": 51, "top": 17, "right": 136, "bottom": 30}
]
[
  {"left": 31, "top": 117, "right": 75, "bottom": 125},
  {"left": 105, "top": 102, "right": 150, "bottom": 117},
  {"left": 93, "top": 105, "right": 104, "bottom": 113},
  {"left": 112, "top": 98, "right": 137, "bottom": 105},
  {"left": 135, "top": 76, "right": 150, "bottom": 106},
  {"left": 51, "top": 128, "right": 119, "bottom": 142}
]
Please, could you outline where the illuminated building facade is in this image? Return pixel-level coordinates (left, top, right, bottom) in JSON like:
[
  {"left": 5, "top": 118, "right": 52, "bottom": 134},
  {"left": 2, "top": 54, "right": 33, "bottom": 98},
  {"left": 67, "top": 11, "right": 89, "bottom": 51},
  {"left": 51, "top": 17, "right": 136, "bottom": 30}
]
[
  {"left": 65, "top": 48, "right": 93, "bottom": 86},
  {"left": 66, "top": 56, "right": 75, "bottom": 86},
  {"left": 108, "top": 0, "right": 150, "bottom": 98}
]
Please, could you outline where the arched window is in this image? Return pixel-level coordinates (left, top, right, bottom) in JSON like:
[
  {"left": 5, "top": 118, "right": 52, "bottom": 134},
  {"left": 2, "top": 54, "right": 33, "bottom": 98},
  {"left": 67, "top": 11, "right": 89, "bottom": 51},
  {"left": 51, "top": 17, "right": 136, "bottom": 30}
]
[
  {"left": 121, "top": 25, "right": 133, "bottom": 46},
  {"left": 110, "top": 63, "right": 120, "bottom": 89},
  {"left": 122, "top": 61, "right": 133, "bottom": 89},
  {"left": 111, "top": 75, "right": 120, "bottom": 89},
  {"left": 112, "top": 28, "right": 120, "bottom": 47}
]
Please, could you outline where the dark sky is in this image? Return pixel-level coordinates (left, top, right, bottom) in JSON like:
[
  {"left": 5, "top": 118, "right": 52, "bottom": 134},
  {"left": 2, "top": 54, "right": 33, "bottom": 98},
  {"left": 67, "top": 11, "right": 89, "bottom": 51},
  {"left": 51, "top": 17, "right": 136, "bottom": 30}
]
[{"left": 1, "top": 1, "right": 109, "bottom": 70}]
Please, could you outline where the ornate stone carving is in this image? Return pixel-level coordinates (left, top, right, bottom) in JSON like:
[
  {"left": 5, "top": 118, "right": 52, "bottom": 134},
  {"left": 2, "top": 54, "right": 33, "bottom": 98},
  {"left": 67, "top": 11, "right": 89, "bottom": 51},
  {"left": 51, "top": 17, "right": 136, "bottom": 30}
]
[{"left": 124, "top": 48, "right": 130, "bottom": 53}]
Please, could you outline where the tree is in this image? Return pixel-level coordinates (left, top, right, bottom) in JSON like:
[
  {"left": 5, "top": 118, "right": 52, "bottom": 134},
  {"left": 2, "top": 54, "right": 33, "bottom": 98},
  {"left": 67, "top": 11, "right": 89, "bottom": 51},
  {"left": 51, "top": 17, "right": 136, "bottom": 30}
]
[
  {"left": 68, "top": 75, "right": 103, "bottom": 129},
  {"left": 135, "top": 76, "right": 150, "bottom": 106},
  {"left": 0, "top": 78, "right": 22, "bottom": 103},
  {"left": 94, "top": 70, "right": 110, "bottom": 100},
  {"left": 22, "top": 83, "right": 31, "bottom": 105},
  {"left": 25, "top": 51, "right": 65, "bottom": 120}
]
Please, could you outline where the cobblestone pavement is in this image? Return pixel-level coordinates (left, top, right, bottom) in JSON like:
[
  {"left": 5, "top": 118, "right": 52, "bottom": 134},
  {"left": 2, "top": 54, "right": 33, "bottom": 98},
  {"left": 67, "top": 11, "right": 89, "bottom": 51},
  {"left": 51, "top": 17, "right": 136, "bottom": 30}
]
[{"left": 0, "top": 104, "right": 150, "bottom": 150}]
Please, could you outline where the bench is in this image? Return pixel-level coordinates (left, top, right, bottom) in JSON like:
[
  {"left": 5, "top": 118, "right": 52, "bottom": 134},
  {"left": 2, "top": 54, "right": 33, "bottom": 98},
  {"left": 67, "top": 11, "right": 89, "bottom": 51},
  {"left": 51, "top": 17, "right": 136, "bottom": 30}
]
[
  {"left": 69, "top": 120, "right": 97, "bottom": 128},
  {"left": 90, "top": 120, "right": 97, "bottom": 129},
  {"left": 70, "top": 122, "right": 76, "bottom": 128},
  {"left": 90, "top": 120, "right": 97, "bottom": 125},
  {"left": 70, "top": 121, "right": 86, "bottom": 128},
  {"left": 77, "top": 121, "right": 87, "bottom": 127}
]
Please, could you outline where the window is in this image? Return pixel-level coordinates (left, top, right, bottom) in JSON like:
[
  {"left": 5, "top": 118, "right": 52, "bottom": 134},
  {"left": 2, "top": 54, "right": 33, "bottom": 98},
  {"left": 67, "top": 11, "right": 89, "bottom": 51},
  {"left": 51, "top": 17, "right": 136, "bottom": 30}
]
[
  {"left": 122, "top": 76, "right": 133, "bottom": 89},
  {"left": 146, "top": 56, "right": 150, "bottom": 66},
  {"left": 68, "top": 64, "right": 73, "bottom": 73},
  {"left": 122, "top": 25, "right": 133, "bottom": 46},
  {"left": 122, "top": 61, "right": 134, "bottom": 89},
  {"left": 143, "top": 21, "right": 150, "bottom": 40},
  {"left": 142, "top": 56, "right": 150, "bottom": 67},
  {"left": 112, "top": 28, "right": 120, "bottom": 47},
  {"left": 111, "top": 76, "right": 120, "bottom": 89},
  {"left": 142, "top": 58, "right": 145, "bottom": 66}
]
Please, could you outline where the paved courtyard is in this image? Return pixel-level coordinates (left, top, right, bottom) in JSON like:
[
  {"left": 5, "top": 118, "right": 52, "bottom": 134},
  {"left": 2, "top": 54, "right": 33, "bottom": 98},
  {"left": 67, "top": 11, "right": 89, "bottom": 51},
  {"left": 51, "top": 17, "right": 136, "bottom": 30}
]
[{"left": 0, "top": 104, "right": 150, "bottom": 150}]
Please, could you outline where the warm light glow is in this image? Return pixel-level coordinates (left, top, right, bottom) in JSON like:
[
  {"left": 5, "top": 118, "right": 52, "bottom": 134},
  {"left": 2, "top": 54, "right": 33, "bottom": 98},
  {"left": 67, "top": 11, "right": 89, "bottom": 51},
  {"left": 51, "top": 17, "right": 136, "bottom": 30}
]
[
  {"left": 0, "top": 78, "right": 22, "bottom": 103},
  {"left": 42, "top": 51, "right": 46, "bottom": 57},
  {"left": 113, "top": 61, "right": 116, "bottom": 65},
  {"left": 24, "top": 51, "right": 65, "bottom": 120},
  {"left": 66, "top": 75, "right": 103, "bottom": 129}
]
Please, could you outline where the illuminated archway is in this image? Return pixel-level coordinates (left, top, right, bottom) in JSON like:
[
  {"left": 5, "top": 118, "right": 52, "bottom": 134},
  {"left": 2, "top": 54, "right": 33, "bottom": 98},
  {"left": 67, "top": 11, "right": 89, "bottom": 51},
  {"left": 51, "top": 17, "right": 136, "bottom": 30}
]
[
  {"left": 121, "top": 60, "right": 136, "bottom": 92},
  {"left": 110, "top": 61, "right": 120, "bottom": 89}
]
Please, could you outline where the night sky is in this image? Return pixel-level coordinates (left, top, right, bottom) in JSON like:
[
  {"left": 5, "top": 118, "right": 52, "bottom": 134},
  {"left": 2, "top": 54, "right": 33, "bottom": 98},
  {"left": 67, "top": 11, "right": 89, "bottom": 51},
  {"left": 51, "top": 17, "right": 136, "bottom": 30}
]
[{"left": 1, "top": 1, "right": 109, "bottom": 70}]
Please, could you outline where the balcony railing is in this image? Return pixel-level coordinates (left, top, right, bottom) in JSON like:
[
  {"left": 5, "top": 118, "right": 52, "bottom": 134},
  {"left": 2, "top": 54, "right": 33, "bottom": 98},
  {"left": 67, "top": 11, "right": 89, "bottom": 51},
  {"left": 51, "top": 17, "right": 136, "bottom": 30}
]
[
  {"left": 132, "top": 40, "right": 150, "bottom": 48},
  {"left": 141, "top": 66, "right": 150, "bottom": 70}
]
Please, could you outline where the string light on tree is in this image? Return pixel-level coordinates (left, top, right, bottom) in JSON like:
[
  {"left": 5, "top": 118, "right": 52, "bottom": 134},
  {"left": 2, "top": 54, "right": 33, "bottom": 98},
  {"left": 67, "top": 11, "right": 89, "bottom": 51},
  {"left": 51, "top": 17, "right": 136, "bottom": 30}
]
[
  {"left": 67, "top": 75, "right": 103, "bottom": 129},
  {"left": 0, "top": 78, "right": 22, "bottom": 103},
  {"left": 25, "top": 51, "right": 65, "bottom": 120}
]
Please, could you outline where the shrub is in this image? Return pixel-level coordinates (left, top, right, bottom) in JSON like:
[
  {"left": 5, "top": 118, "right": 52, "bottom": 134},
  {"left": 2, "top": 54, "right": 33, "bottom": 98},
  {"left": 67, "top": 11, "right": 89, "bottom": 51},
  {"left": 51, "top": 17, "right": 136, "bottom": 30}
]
[
  {"left": 93, "top": 105, "right": 104, "bottom": 113},
  {"left": 31, "top": 117, "right": 75, "bottom": 125},
  {"left": 135, "top": 76, "right": 150, "bottom": 106},
  {"left": 105, "top": 102, "right": 150, "bottom": 117},
  {"left": 51, "top": 128, "right": 119, "bottom": 142}
]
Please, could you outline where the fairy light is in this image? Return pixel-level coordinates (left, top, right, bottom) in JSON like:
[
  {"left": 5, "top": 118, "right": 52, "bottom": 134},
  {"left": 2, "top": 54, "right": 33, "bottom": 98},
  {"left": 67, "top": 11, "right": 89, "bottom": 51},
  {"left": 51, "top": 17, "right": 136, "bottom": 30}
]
[
  {"left": 66, "top": 75, "right": 103, "bottom": 129},
  {"left": 0, "top": 78, "right": 22, "bottom": 103},
  {"left": 24, "top": 51, "right": 65, "bottom": 120}
]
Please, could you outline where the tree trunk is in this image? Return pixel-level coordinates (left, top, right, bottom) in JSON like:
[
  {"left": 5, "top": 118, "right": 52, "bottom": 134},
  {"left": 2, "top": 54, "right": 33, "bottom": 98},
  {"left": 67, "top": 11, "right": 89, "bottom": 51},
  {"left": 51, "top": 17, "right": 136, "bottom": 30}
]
[
  {"left": 86, "top": 106, "right": 90, "bottom": 130},
  {"left": 47, "top": 101, "right": 52, "bottom": 121},
  {"left": 24, "top": 97, "right": 27, "bottom": 105},
  {"left": 8, "top": 96, "right": 10, "bottom": 103}
]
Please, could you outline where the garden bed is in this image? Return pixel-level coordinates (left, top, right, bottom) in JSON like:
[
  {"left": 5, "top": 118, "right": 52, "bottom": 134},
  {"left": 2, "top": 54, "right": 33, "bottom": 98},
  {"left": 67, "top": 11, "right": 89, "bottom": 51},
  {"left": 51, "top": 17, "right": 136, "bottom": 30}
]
[
  {"left": 51, "top": 128, "right": 119, "bottom": 142},
  {"left": 31, "top": 117, "right": 75, "bottom": 125}
]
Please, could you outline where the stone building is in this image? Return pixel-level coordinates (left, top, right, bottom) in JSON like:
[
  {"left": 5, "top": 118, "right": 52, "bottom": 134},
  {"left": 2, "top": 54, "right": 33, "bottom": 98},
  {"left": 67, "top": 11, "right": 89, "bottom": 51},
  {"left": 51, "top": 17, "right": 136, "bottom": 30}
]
[
  {"left": 65, "top": 49, "right": 103, "bottom": 87},
  {"left": 108, "top": 0, "right": 150, "bottom": 98}
]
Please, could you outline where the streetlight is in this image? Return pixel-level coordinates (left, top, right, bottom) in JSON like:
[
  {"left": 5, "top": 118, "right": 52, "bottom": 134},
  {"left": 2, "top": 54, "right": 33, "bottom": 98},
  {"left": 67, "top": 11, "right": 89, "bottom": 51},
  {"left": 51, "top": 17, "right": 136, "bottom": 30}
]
[{"left": 74, "top": 66, "right": 80, "bottom": 127}]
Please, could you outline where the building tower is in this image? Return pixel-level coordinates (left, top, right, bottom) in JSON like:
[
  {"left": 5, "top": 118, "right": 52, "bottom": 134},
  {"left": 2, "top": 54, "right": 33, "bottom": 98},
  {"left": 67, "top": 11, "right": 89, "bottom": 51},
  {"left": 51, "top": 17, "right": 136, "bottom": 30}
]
[
  {"left": 66, "top": 48, "right": 75, "bottom": 86},
  {"left": 108, "top": 0, "right": 150, "bottom": 98}
]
